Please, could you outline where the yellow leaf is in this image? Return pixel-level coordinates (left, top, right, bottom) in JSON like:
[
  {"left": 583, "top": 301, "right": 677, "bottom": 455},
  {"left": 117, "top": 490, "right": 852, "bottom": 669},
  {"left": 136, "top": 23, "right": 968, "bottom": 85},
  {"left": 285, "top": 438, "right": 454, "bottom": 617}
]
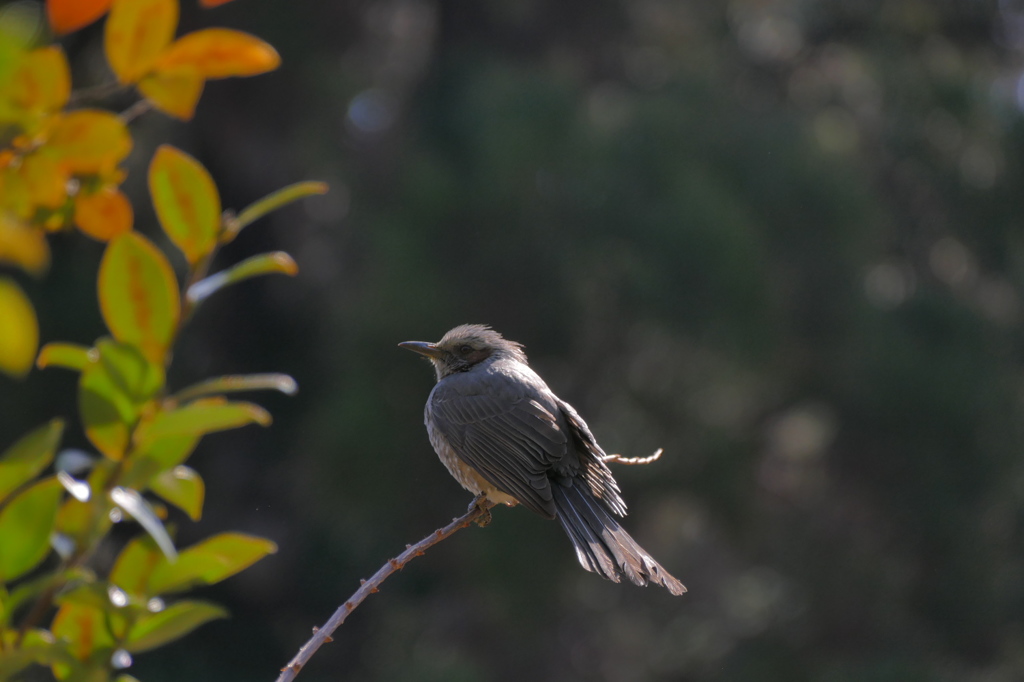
[
  {"left": 137, "top": 65, "right": 204, "bottom": 121},
  {"left": 103, "top": 0, "right": 178, "bottom": 84},
  {"left": 20, "top": 153, "right": 68, "bottom": 209},
  {"left": 155, "top": 29, "right": 280, "bottom": 80},
  {"left": 0, "top": 213, "right": 50, "bottom": 276},
  {"left": 47, "top": 0, "right": 113, "bottom": 35},
  {"left": 0, "top": 278, "right": 38, "bottom": 378},
  {"left": 75, "top": 186, "right": 133, "bottom": 241},
  {"left": 98, "top": 233, "right": 180, "bottom": 364},
  {"left": 148, "top": 145, "right": 220, "bottom": 264},
  {"left": 9, "top": 46, "right": 71, "bottom": 114},
  {"left": 45, "top": 110, "right": 132, "bottom": 175}
]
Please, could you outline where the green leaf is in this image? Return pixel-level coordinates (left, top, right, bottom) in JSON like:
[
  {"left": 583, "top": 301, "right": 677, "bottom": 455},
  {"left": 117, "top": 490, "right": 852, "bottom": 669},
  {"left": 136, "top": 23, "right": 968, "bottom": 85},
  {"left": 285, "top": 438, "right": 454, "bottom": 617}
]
[
  {"left": 0, "top": 628, "right": 65, "bottom": 678},
  {"left": 186, "top": 251, "right": 298, "bottom": 304},
  {"left": 137, "top": 435, "right": 199, "bottom": 469},
  {"left": 147, "top": 532, "right": 277, "bottom": 595},
  {"left": 134, "top": 399, "right": 271, "bottom": 451},
  {"left": 98, "top": 233, "right": 180, "bottom": 365},
  {"left": 171, "top": 373, "right": 298, "bottom": 403},
  {"left": 0, "top": 419, "right": 63, "bottom": 502},
  {"left": 0, "top": 477, "right": 63, "bottom": 582},
  {"left": 78, "top": 339, "right": 164, "bottom": 461},
  {"left": 229, "top": 180, "right": 328, "bottom": 235},
  {"left": 125, "top": 599, "right": 226, "bottom": 652},
  {"left": 110, "top": 487, "right": 177, "bottom": 561},
  {"left": 37, "top": 342, "right": 94, "bottom": 372},
  {"left": 110, "top": 536, "right": 161, "bottom": 597},
  {"left": 149, "top": 145, "right": 221, "bottom": 265},
  {"left": 149, "top": 466, "right": 204, "bottom": 521},
  {"left": 95, "top": 338, "right": 165, "bottom": 404}
]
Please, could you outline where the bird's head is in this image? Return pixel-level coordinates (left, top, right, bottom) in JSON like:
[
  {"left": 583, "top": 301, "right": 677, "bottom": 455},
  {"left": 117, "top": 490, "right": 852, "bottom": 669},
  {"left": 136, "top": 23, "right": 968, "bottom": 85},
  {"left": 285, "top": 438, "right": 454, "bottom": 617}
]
[{"left": 399, "top": 324, "right": 527, "bottom": 380}]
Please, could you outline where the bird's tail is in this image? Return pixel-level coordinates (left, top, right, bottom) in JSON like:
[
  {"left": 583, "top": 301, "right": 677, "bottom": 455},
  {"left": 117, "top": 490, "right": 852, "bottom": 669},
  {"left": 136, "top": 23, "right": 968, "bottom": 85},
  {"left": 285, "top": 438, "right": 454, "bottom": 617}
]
[{"left": 552, "top": 480, "right": 686, "bottom": 596}]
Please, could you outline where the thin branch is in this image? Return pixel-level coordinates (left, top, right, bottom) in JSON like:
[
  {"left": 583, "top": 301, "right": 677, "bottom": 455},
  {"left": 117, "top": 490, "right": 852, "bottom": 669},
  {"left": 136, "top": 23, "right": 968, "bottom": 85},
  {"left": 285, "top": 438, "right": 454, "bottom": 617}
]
[
  {"left": 118, "top": 99, "right": 154, "bottom": 125},
  {"left": 275, "top": 499, "right": 492, "bottom": 682},
  {"left": 602, "top": 447, "right": 663, "bottom": 466},
  {"left": 68, "top": 82, "right": 129, "bottom": 106}
]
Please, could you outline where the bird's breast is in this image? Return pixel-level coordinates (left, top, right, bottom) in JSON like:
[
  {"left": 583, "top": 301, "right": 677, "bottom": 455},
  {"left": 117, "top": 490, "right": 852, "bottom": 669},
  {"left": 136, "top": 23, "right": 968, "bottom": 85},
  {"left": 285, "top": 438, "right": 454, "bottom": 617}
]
[{"left": 424, "top": 405, "right": 519, "bottom": 507}]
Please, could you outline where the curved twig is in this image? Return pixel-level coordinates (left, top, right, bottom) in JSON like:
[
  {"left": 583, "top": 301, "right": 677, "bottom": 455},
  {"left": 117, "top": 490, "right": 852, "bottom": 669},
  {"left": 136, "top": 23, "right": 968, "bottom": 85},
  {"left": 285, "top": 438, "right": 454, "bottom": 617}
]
[
  {"left": 601, "top": 447, "right": 663, "bottom": 466},
  {"left": 275, "top": 501, "right": 491, "bottom": 682}
]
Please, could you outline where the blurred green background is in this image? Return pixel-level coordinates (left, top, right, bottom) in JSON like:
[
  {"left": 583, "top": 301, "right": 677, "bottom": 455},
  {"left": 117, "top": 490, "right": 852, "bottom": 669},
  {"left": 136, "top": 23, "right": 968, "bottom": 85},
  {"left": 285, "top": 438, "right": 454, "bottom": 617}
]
[{"left": 6, "top": 0, "right": 1024, "bottom": 679}]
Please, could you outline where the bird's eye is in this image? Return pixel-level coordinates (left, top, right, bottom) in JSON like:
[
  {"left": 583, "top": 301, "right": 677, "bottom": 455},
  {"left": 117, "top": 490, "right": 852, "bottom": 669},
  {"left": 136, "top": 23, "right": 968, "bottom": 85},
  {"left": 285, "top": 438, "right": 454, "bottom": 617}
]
[{"left": 458, "top": 344, "right": 473, "bottom": 355}]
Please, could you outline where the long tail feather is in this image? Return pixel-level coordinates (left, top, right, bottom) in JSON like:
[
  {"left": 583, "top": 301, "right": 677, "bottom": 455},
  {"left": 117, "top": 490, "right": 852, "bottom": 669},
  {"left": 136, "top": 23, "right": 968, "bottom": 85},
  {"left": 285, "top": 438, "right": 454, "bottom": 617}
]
[{"left": 552, "top": 481, "right": 686, "bottom": 596}]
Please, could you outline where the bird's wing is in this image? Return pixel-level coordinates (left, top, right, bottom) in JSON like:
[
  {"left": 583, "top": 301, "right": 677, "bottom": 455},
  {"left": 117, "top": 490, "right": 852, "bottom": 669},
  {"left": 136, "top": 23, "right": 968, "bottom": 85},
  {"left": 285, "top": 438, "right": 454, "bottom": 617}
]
[
  {"left": 429, "top": 380, "right": 567, "bottom": 518},
  {"left": 557, "top": 399, "right": 627, "bottom": 517}
]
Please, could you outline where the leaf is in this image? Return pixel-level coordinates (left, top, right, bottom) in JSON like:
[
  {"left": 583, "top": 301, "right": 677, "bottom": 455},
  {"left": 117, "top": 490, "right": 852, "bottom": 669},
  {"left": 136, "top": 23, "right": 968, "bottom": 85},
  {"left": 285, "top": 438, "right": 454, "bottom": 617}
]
[
  {"left": 74, "top": 186, "right": 133, "bottom": 242},
  {"left": 0, "top": 477, "right": 63, "bottom": 582},
  {"left": 186, "top": 252, "right": 297, "bottom": 303},
  {"left": 137, "top": 66, "right": 204, "bottom": 121},
  {"left": 155, "top": 29, "right": 280, "bottom": 79},
  {"left": 0, "top": 278, "right": 38, "bottom": 378},
  {"left": 45, "top": 110, "right": 132, "bottom": 175},
  {"left": 51, "top": 602, "right": 114, "bottom": 661},
  {"left": 95, "top": 338, "right": 165, "bottom": 404},
  {"left": 0, "top": 419, "right": 63, "bottom": 502},
  {"left": 124, "top": 600, "right": 226, "bottom": 652},
  {"left": 109, "top": 487, "right": 177, "bottom": 561},
  {"left": 132, "top": 435, "right": 199, "bottom": 471},
  {"left": 134, "top": 399, "right": 271, "bottom": 450},
  {"left": 171, "top": 373, "right": 298, "bottom": 403},
  {"left": 98, "top": 233, "right": 180, "bottom": 364},
  {"left": 47, "top": 0, "right": 113, "bottom": 35},
  {"left": 38, "top": 342, "right": 94, "bottom": 371},
  {"left": 146, "top": 533, "right": 277, "bottom": 595},
  {"left": 149, "top": 466, "right": 204, "bottom": 521},
  {"left": 0, "top": 213, "right": 50, "bottom": 276},
  {"left": 9, "top": 46, "right": 71, "bottom": 114},
  {"left": 103, "top": 0, "right": 178, "bottom": 84},
  {"left": 148, "top": 145, "right": 221, "bottom": 264},
  {"left": 110, "top": 535, "right": 161, "bottom": 596},
  {"left": 79, "top": 339, "right": 164, "bottom": 460},
  {"left": 21, "top": 153, "right": 68, "bottom": 208},
  {"left": 231, "top": 181, "right": 328, "bottom": 234}
]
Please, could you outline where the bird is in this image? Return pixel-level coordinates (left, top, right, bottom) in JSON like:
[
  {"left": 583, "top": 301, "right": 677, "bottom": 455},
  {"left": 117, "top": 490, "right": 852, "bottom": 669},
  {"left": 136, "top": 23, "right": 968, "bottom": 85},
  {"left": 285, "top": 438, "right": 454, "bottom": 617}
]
[{"left": 399, "top": 324, "right": 686, "bottom": 595}]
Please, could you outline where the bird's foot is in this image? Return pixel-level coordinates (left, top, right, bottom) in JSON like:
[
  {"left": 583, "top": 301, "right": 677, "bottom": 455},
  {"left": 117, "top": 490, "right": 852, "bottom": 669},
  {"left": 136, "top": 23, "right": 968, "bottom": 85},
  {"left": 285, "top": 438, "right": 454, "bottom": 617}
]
[{"left": 468, "top": 494, "right": 494, "bottom": 527}]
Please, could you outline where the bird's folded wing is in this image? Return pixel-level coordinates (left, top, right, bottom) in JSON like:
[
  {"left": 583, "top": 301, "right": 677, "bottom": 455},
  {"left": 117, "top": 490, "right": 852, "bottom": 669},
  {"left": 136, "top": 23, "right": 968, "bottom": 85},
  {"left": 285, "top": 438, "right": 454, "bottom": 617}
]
[{"left": 429, "top": 386, "right": 567, "bottom": 518}]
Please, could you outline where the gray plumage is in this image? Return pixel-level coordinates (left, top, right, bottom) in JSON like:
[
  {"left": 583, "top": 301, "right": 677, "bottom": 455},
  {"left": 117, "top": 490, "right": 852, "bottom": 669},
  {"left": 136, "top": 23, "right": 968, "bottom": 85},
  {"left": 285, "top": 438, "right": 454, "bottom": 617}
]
[{"left": 400, "top": 324, "right": 685, "bottom": 595}]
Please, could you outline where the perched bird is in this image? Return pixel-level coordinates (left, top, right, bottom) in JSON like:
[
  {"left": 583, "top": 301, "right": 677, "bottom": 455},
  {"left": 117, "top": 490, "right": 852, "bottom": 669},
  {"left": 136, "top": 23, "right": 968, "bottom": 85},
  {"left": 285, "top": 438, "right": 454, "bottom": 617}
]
[{"left": 400, "top": 324, "right": 685, "bottom": 595}]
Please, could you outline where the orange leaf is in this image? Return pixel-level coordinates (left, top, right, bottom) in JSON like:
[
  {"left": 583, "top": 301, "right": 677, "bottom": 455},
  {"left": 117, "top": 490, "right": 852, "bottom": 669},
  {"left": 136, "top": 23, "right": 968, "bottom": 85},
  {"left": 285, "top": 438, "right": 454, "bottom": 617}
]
[
  {"left": 45, "top": 110, "right": 132, "bottom": 175},
  {"left": 104, "top": 0, "right": 178, "bottom": 84},
  {"left": 9, "top": 46, "right": 71, "bottom": 115},
  {"left": 199, "top": 0, "right": 236, "bottom": 6},
  {"left": 98, "top": 233, "right": 180, "bottom": 364},
  {"left": 47, "top": 0, "right": 112, "bottom": 34},
  {"left": 0, "top": 214, "right": 50, "bottom": 276},
  {"left": 148, "top": 145, "right": 221, "bottom": 264},
  {"left": 75, "top": 187, "right": 133, "bottom": 241},
  {"left": 138, "top": 66, "right": 205, "bottom": 121},
  {"left": 156, "top": 29, "right": 280, "bottom": 80},
  {"left": 20, "top": 154, "right": 68, "bottom": 209}
]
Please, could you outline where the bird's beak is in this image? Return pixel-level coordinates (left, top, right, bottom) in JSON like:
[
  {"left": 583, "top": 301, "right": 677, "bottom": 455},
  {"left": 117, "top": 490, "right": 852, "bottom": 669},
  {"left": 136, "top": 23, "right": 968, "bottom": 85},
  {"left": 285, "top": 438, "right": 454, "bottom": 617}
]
[{"left": 399, "top": 340, "right": 445, "bottom": 360}]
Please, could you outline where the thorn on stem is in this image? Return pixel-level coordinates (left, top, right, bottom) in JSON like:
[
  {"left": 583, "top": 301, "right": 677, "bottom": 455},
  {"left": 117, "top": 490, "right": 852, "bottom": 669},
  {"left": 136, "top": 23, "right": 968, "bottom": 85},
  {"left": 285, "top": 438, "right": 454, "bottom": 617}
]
[{"left": 324, "top": 636, "right": 334, "bottom": 643}]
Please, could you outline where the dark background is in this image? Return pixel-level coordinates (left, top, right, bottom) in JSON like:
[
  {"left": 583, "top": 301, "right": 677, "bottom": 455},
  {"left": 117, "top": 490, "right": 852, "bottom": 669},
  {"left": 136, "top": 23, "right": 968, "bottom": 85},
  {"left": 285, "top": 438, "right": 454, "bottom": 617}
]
[{"left": 5, "top": 0, "right": 1024, "bottom": 680}]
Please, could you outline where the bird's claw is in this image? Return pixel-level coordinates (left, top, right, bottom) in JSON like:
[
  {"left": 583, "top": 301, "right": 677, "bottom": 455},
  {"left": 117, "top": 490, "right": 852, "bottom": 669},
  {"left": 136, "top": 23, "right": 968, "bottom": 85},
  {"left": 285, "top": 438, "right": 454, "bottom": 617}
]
[{"left": 469, "top": 494, "right": 493, "bottom": 527}]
